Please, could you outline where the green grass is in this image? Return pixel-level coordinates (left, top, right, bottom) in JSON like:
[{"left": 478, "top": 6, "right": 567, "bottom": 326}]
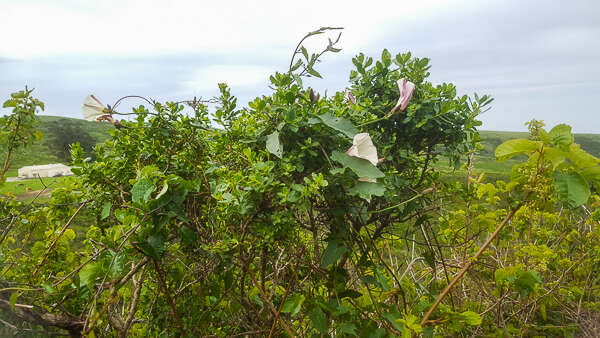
[
  {"left": 0, "top": 115, "right": 113, "bottom": 170},
  {"left": 435, "top": 130, "right": 600, "bottom": 183},
  {"left": 0, "top": 177, "right": 61, "bottom": 196}
]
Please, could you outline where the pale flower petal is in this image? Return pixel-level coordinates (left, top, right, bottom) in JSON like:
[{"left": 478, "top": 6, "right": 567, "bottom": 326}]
[
  {"left": 392, "top": 78, "right": 415, "bottom": 113},
  {"left": 82, "top": 95, "right": 107, "bottom": 121},
  {"left": 345, "top": 133, "right": 380, "bottom": 182}
]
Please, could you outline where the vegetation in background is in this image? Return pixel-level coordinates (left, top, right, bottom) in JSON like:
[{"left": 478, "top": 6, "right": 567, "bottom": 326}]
[{"left": 1, "top": 29, "right": 599, "bottom": 337}]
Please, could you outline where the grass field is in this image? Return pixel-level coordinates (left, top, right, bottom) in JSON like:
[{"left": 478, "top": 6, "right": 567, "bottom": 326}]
[{"left": 0, "top": 115, "right": 113, "bottom": 171}]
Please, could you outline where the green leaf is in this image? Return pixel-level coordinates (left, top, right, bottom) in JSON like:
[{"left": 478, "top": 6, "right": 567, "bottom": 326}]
[
  {"left": 131, "top": 177, "right": 156, "bottom": 205},
  {"left": 292, "top": 74, "right": 303, "bottom": 87},
  {"left": 348, "top": 181, "right": 386, "bottom": 202},
  {"left": 544, "top": 148, "right": 566, "bottom": 169},
  {"left": 42, "top": 283, "right": 56, "bottom": 295},
  {"left": 322, "top": 239, "right": 348, "bottom": 267},
  {"left": 495, "top": 139, "right": 541, "bottom": 161},
  {"left": 2, "top": 99, "right": 18, "bottom": 108},
  {"left": 318, "top": 113, "right": 358, "bottom": 138},
  {"left": 582, "top": 167, "right": 600, "bottom": 189},
  {"left": 548, "top": 124, "right": 574, "bottom": 150},
  {"left": 381, "top": 49, "right": 391, "bottom": 66},
  {"left": 266, "top": 131, "right": 283, "bottom": 158},
  {"left": 460, "top": 311, "right": 482, "bottom": 325},
  {"left": 79, "top": 262, "right": 100, "bottom": 288},
  {"left": 514, "top": 271, "right": 542, "bottom": 299},
  {"left": 567, "top": 143, "right": 599, "bottom": 168},
  {"left": 307, "top": 68, "right": 322, "bottom": 79},
  {"left": 554, "top": 171, "right": 591, "bottom": 208},
  {"left": 331, "top": 151, "right": 385, "bottom": 179},
  {"left": 9, "top": 292, "right": 18, "bottom": 311},
  {"left": 101, "top": 202, "right": 111, "bottom": 220},
  {"left": 310, "top": 307, "right": 327, "bottom": 334},
  {"left": 281, "top": 294, "right": 305, "bottom": 316},
  {"left": 181, "top": 226, "right": 197, "bottom": 246},
  {"left": 382, "top": 312, "right": 404, "bottom": 331},
  {"left": 138, "top": 235, "right": 166, "bottom": 260},
  {"left": 290, "top": 59, "right": 303, "bottom": 72},
  {"left": 339, "top": 323, "right": 357, "bottom": 336}
]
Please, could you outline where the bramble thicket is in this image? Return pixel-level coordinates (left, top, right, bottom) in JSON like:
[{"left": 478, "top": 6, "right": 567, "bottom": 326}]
[{"left": 1, "top": 28, "right": 600, "bottom": 337}]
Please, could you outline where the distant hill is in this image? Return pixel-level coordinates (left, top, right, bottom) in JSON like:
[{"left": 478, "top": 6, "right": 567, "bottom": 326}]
[
  {"left": 2, "top": 116, "right": 599, "bottom": 178},
  {"left": 0, "top": 115, "right": 113, "bottom": 170}
]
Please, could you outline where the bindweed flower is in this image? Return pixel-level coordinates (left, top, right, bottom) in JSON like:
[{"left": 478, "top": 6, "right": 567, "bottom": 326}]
[
  {"left": 347, "top": 92, "right": 356, "bottom": 106},
  {"left": 392, "top": 78, "right": 415, "bottom": 113},
  {"left": 82, "top": 95, "right": 108, "bottom": 121},
  {"left": 346, "top": 133, "right": 380, "bottom": 182}
]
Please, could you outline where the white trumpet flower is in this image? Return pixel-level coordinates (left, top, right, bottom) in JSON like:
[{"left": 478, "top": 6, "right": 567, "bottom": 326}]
[
  {"left": 345, "top": 133, "right": 380, "bottom": 182},
  {"left": 82, "top": 95, "right": 107, "bottom": 121}
]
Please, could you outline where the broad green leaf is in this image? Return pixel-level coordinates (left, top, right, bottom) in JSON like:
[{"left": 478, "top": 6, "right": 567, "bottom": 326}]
[
  {"left": 266, "top": 131, "right": 283, "bottom": 158},
  {"left": 495, "top": 139, "right": 541, "bottom": 161},
  {"left": 567, "top": 143, "right": 599, "bottom": 168},
  {"left": 582, "top": 167, "right": 600, "bottom": 189},
  {"left": 554, "top": 171, "right": 591, "bottom": 209},
  {"left": 339, "top": 323, "right": 357, "bottom": 336},
  {"left": 548, "top": 124, "right": 574, "bottom": 150},
  {"left": 138, "top": 235, "right": 166, "bottom": 260},
  {"left": 348, "top": 181, "right": 386, "bottom": 202},
  {"left": 131, "top": 177, "right": 156, "bottom": 205},
  {"left": 375, "top": 269, "right": 390, "bottom": 291},
  {"left": 514, "top": 271, "right": 542, "bottom": 299},
  {"left": 101, "top": 202, "right": 111, "bottom": 220},
  {"left": 310, "top": 307, "right": 327, "bottom": 334},
  {"left": 181, "top": 226, "right": 197, "bottom": 246},
  {"left": 322, "top": 239, "right": 348, "bottom": 267},
  {"left": 383, "top": 312, "right": 404, "bottom": 331},
  {"left": 331, "top": 151, "right": 385, "bottom": 179},
  {"left": 79, "top": 262, "right": 101, "bottom": 288},
  {"left": 318, "top": 113, "right": 358, "bottom": 138},
  {"left": 544, "top": 148, "right": 566, "bottom": 169},
  {"left": 460, "top": 311, "right": 482, "bottom": 325},
  {"left": 280, "top": 294, "right": 305, "bottom": 316}
]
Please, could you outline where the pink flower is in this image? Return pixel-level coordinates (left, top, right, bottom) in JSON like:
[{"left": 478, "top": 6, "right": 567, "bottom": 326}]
[
  {"left": 392, "top": 78, "right": 415, "bottom": 113},
  {"left": 347, "top": 92, "right": 356, "bottom": 106}
]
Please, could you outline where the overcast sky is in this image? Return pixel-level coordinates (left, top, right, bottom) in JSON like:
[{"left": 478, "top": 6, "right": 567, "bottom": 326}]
[{"left": 1, "top": 0, "right": 599, "bottom": 132}]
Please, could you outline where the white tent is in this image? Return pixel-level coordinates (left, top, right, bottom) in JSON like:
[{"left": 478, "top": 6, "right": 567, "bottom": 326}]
[{"left": 18, "top": 164, "right": 74, "bottom": 179}]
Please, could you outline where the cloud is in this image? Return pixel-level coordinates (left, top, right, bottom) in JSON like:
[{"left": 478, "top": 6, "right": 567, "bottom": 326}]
[{"left": 1, "top": 0, "right": 599, "bottom": 133}]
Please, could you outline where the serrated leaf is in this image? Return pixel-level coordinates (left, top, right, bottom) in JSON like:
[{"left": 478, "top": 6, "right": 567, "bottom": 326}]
[
  {"left": 318, "top": 113, "right": 358, "bottom": 138},
  {"left": 266, "top": 131, "right": 283, "bottom": 158},
  {"left": 322, "top": 239, "right": 347, "bottom": 267},
  {"left": 548, "top": 124, "right": 574, "bottom": 150},
  {"left": 101, "top": 202, "right": 111, "bottom": 220},
  {"left": 331, "top": 151, "right": 385, "bottom": 179},
  {"left": 131, "top": 177, "right": 156, "bottom": 205},
  {"left": 554, "top": 171, "right": 590, "bottom": 209},
  {"left": 495, "top": 139, "right": 541, "bottom": 161},
  {"left": 348, "top": 181, "right": 386, "bottom": 202}
]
